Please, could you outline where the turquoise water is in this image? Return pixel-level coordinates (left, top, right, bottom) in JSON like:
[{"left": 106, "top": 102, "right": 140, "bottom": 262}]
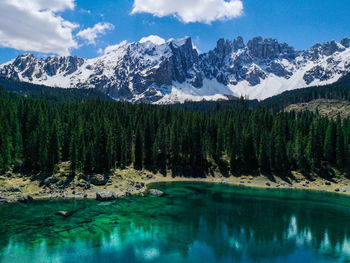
[{"left": 1, "top": 182, "right": 350, "bottom": 262}]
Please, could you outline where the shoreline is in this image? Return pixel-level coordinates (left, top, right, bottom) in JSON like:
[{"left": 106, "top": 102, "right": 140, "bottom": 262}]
[{"left": 1, "top": 168, "right": 350, "bottom": 203}]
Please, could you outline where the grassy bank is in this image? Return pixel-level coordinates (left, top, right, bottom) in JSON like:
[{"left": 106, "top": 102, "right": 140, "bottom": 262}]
[{"left": 1, "top": 163, "right": 350, "bottom": 203}]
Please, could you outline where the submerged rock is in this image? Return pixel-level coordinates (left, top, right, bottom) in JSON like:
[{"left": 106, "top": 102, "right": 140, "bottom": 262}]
[
  {"left": 96, "top": 191, "right": 117, "bottom": 201},
  {"left": 56, "top": 209, "right": 79, "bottom": 217},
  {"left": 56, "top": 211, "right": 69, "bottom": 217},
  {"left": 17, "top": 195, "right": 33, "bottom": 203},
  {"left": 148, "top": 189, "right": 164, "bottom": 196}
]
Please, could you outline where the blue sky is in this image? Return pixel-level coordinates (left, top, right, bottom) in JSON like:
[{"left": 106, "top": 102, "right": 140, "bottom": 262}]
[{"left": 0, "top": 0, "right": 349, "bottom": 63}]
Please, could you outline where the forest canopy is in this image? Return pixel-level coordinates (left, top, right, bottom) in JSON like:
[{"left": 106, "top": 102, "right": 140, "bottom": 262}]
[{"left": 0, "top": 86, "right": 349, "bottom": 178}]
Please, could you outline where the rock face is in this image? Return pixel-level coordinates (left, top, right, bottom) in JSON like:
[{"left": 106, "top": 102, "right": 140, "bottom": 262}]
[
  {"left": 148, "top": 189, "right": 164, "bottom": 196},
  {"left": 96, "top": 191, "right": 117, "bottom": 201},
  {"left": 1, "top": 36, "right": 350, "bottom": 102}
]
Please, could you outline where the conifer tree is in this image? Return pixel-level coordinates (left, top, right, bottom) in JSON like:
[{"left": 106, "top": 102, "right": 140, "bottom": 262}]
[
  {"left": 323, "top": 122, "right": 336, "bottom": 164},
  {"left": 134, "top": 125, "right": 143, "bottom": 169},
  {"left": 143, "top": 120, "right": 153, "bottom": 167},
  {"left": 336, "top": 120, "right": 345, "bottom": 170}
]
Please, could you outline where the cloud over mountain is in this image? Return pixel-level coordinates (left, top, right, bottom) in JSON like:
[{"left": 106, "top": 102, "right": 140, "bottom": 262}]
[
  {"left": 131, "top": 0, "right": 244, "bottom": 24},
  {"left": 77, "top": 22, "right": 115, "bottom": 45}
]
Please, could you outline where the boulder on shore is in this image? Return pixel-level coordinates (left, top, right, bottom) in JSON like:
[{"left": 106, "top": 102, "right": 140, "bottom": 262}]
[
  {"left": 0, "top": 197, "right": 8, "bottom": 204},
  {"left": 44, "top": 176, "right": 59, "bottom": 186},
  {"left": 77, "top": 180, "right": 90, "bottom": 189},
  {"left": 148, "top": 189, "right": 164, "bottom": 196},
  {"left": 8, "top": 186, "right": 21, "bottom": 192},
  {"left": 96, "top": 191, "right": 117, "bottom": 201},
  {"left": 17, "top": 195, "right": 33, "bottom": 203},
  {"left": 90, "top": 174, "right": 108, "bottom": 186},
  {"left": 135, "top": 182, "right": 145, "bottom": 190}
]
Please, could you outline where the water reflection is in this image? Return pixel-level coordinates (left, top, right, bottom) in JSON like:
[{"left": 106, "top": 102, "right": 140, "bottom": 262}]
[{"left": 1, "top": 182, "right": 350, "bottom": 262}]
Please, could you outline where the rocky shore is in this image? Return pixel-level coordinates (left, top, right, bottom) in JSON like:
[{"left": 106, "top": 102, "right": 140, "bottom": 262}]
[{"left": 1, "top": 165, "right": 350, "bottom": 204}]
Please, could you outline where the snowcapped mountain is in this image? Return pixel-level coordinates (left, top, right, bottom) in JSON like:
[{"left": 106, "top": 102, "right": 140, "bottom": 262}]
[{"left": 1, "top": 36, "right": 350, "bottom": 103}]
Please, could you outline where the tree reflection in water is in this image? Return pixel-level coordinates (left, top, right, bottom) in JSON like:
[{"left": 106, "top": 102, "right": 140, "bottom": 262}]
[{"left": 1, "top": 182, "right": 350, "bottom": 262}]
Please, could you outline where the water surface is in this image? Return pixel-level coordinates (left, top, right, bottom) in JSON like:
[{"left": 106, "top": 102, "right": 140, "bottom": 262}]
[{"left": 1, "top": 182, "right": 350, "bottom": 262}]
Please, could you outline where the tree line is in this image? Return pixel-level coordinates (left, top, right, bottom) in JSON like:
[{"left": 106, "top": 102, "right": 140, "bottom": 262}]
[{"left": 0, "top": 88, "right": 349, "bottom": 178}]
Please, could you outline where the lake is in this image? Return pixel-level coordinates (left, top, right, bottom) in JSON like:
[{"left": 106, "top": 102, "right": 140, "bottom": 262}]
[{"left": 1, "top": 182, "right": 350, "bottom": 262}]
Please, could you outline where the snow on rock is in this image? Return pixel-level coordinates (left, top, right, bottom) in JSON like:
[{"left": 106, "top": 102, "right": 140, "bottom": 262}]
[
  {"left": 1, "top": 36, "right": 350, "bottom": 103},
  {"left": 140, "top": 35, "right": 166, "bottom": 45}
]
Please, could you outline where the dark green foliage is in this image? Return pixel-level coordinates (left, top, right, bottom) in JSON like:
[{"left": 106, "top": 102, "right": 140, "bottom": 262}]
[
  {"left": 0, "top": 77, "right": 111, "bottom": 103},
  {"left": 0, "top": 86, "right": 349, "bottom": 177},
  {"left": 323, "top": 122, "right": 336, "bottom": 164},
  {"left": 134, "top": 124, "right": 143, "bottom": 169}
]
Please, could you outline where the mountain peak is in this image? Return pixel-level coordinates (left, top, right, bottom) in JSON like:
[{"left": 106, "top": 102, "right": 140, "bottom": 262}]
[
  {"left": 167, "top": 36, "right": 192, "bottom": 48},
  {"left": 341, "top": 38, "right": 350, "bottom": 48},
  {"left": 246, "top": 37, "right": 296, "bottom": 59},
  {"left": 309, "top": 40, "right": 346, "bottom": 59},
  {"left": 140, "top": 35, "right": 166, "bottom": 45},
  {"left": 1, "top": 36, "right": 350, "bottom": 103}
]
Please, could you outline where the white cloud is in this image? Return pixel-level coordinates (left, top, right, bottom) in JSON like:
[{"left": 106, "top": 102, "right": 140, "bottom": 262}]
[
  {"left": 131, "top": 0, "right": 243, "bottom": 24},
  {"left": 140, "top": 35, "right": 166, "bottom": 45},
  {"left": 77, "top": 22, "right": 115, "bottom": 45},
  {"left": 0, "top": 0, "right": 78, "bottom": 55},
  {"left": 97, "top": 48, "right": 103, "bottom": 55},
  {"left": 20, "top": 0, "right": 75, "bottom": 12}
]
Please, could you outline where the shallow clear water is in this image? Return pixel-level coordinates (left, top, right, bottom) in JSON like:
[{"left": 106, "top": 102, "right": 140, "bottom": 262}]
[{"left": 1, "top": 182, "right": 350, "bottom": 263}]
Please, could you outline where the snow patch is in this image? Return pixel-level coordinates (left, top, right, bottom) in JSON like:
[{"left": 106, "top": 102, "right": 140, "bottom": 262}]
[
  {"left": 156, "top": 78, "right": 235, "bottom": 104},
  {"left": 140, "top": 35, "right": 166, "bottom": 45},
  {"left": 167, "top": 36, "right": 190, "bottom": 47}
]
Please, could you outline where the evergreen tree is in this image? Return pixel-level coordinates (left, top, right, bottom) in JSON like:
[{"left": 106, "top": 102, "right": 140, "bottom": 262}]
[
  {"left": 48, "top": 120, "right": 61, "bottom": 172},
  {"left": 258, "top": 132, "right": 270, "bottom": 172},
  {"left": 134, "top": 125, "right": 143, "bottom": 169},
  {"left": 323, "top": 121, "right": 336, "bottom": 164},
  {"left": 143, "top": 120, "right": 153, "bottom": 167},
  {"left": 0, "top": 86, "right": 349, "bottom": 179},
  {"left": 336, "top": 120, "right": 345, "bottom": 170}
]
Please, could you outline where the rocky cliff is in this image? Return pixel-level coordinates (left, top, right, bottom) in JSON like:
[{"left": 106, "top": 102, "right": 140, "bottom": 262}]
[{"left": 1, "top": 36, "right": 350, "bottom": 103}]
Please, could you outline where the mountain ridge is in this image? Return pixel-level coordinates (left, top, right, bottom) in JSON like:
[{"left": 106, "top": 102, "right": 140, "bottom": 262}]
[{"left": 1, "top": 36, "right": 350, "bottom": 104}]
